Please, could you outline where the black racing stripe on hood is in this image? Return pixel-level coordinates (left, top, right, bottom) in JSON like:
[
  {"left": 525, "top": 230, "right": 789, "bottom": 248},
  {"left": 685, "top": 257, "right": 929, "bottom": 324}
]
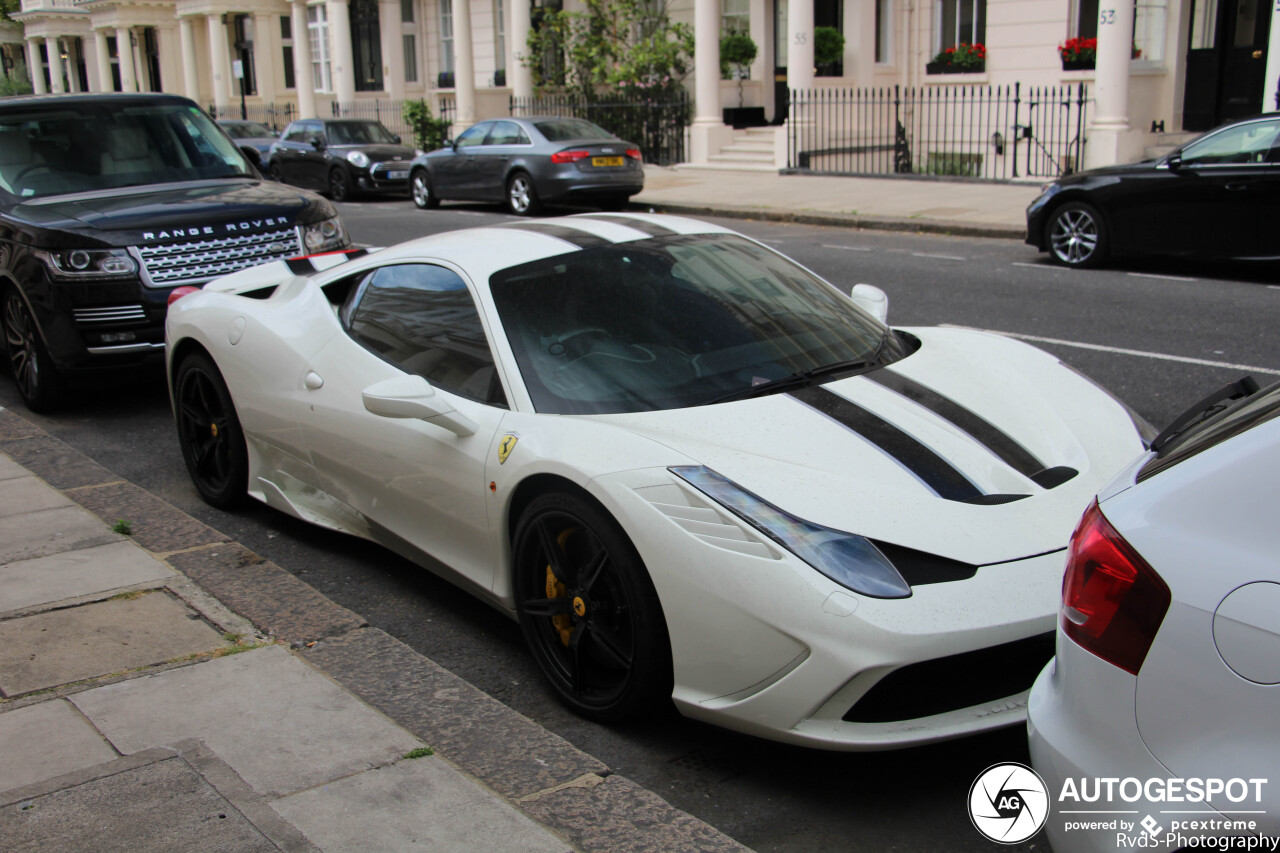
[
  {"left": 581, "top": 215, "right": 677, "bottom": 237},
  {"left": 867, "top": 369, "right": 1046, "bottom": 477},
  {"left": 495, "top": 222, "right": 612, "bottom": 249},
  {"left": 789, "top": 385, "right": 983, "bottom": 501}
]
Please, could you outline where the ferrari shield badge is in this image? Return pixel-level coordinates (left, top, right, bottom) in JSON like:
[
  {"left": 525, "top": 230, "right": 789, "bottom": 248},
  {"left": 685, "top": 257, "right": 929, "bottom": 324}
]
[{"left": 498, "top": 433, "right": 519, "bottom": 465}]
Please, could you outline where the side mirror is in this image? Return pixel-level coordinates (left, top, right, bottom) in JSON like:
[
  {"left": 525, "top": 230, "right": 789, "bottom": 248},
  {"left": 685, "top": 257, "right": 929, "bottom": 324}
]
[
  {"left": 310, "top": 136, "right": 325, "bottom": 150},
  {"left": 1165, "top": 152, "right": 1182, "bottom": 171},
  {"left": 362, "top": 375, "right": 477, "bottom": 436},
  {"left": 392, "top": 134, "right": 402, "bottom": 145},
  {"left": 446, "top": 138, "right": 456, "bottom": 149},
  {"left": 849, "top": 283, "right": 889, "bottom": 324}
]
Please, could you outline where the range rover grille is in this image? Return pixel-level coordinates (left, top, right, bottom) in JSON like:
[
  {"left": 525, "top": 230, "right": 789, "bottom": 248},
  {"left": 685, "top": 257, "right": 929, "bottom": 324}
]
[{"left": 137, "top": 227, "right": 301, "bottom": 286}]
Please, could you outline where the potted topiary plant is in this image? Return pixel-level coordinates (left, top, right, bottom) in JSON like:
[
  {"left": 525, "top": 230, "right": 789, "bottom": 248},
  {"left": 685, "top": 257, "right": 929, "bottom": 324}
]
[
  {"left": 720, "top": 32, "right": 764, "bottom": 127},
  {"left": 814, "top": 26, "right": 845, "bottom": 76}
]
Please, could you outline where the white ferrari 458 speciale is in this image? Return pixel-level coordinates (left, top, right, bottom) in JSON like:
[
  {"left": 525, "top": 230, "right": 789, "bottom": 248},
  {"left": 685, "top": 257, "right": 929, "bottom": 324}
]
[{"left": 166, "top": 213, "right": 1151, "bottom": 750}]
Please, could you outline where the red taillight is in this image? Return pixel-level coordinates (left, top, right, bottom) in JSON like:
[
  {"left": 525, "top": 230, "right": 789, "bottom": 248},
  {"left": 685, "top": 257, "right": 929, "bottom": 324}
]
[
  {"left": 167, "top": 286, "right": 201, "bottom": 307},
  {"left": 1061, "top": 500, "right": 1171, "bottom": 675},
  {"left": 551, "top": 149, "right": 591, "bottom": 163},
  {"left": 626, "top": 148, "right": 642, "bottom": 161}
]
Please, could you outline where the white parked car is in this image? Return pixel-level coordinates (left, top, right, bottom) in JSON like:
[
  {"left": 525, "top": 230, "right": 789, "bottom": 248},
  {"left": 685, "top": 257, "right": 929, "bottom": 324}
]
[
  {"left": 1029, "top": 377, "right": 1280, "bottom": 852},
  {"left": 165, "top": 213, "right": 1149, "bottom": 749}
]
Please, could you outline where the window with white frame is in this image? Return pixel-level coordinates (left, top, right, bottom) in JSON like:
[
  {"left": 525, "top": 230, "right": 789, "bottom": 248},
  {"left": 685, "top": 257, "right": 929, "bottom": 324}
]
[
  {"left": 440, "top": 0, "right": 455, "bottom": 74},
  {"left": 307, "top": 4, "right": 332, "bottom": 92},
  {"left": 402, "top": 0, "right": 418, "bottom": 82},
  {"left": 934, "top": 0, "right": 985, "bottom": 51},
  {"left": 875, "top": 0, "right": 892, "bottom": 62},
  {"left": 1072, "top": 0, "right": 1099, "bottom": 38},
  {"left": 281, "top": 16, "right": 296, "bottom": 89},
  {"left": 722, "top": 0, "right": 749, "bottom": 34},
  {"left": 1133, "top": 0, "right": 1166, "bottom": 61}
]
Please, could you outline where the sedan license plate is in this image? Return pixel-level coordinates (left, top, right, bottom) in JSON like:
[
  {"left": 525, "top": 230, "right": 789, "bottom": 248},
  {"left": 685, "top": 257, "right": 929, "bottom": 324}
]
[
  {"left": 387, "top": 170, "right": 409, "bottom": 180},
  {"left": 591, "top": 156, "right": 624, "bottom": 167}
]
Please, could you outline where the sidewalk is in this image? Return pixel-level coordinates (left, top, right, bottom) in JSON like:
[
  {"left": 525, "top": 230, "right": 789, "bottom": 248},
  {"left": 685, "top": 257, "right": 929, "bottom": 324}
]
[
  {"left": 0, "top": 407, "right": 750, "bottom": 853},
  {"left": 632, "top": 164, "right": 1042, "bottom": 240}
]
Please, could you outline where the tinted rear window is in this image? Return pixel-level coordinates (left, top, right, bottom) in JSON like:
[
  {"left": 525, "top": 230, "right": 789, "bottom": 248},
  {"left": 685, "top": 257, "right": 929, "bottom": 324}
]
[{"left": 534, "top": 119, "right": 614, "bottom": 141}]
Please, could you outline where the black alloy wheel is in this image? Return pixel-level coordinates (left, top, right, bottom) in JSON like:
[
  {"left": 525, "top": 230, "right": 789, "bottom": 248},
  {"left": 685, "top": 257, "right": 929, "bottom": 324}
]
[
  {"left": 1047, "top": 201, "right": 1109, "bottom": 268},
  {"left": 505, "top": 171, "right": 541, "bottom": 216},
  {"left": 411, "top": 169, "right": 439, "bottom": 209},
  {"left": 328, "top": 167, "right": 352, "bottom": 202},
  {"left": 2, "top": 288, "right": 65, "bottom": 412},
  {"left": 513, "top": 492, "right": 671, "bottom": 721},
  {"left": 175, "top": 353, "right": 248, "bottom": 509}
]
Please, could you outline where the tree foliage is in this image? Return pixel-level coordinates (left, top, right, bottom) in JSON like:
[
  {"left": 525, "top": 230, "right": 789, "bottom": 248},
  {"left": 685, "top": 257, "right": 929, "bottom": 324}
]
[
  {"left": 402, "top": 100, "right": 452, "bottom": 151},
  {"left": 525, "top": 0, "right": 693, "bottom": 101}
]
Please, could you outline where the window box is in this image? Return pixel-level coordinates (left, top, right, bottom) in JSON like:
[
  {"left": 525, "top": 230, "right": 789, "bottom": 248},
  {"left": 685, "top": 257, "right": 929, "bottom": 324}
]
[
  {"left": 437, "top": 70, "right": 454, "bottom": 89},
  {"left": 925, "top": 60, "right": 984, "bottom": 74},
  {"left": 1061, "top": 58, "right": 1095, "bottom": 71}
]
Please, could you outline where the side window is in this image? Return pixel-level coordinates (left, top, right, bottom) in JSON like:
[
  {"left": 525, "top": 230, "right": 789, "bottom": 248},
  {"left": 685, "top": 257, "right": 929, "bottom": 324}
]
[
  {"left": 284, "top": 123, "right": 308, "bottom": 143},
  {"left": 346, "top": 263, "right": 507, "bottom": 407},
  {"left": 454, "top": 123, "right": 489, "bottom": 149},
  {"left": 1181, "top": 120, "right": 1280, "bottom": 166},
  {"left": 485, "top": 121, "right": 524, "bottom": 146}
]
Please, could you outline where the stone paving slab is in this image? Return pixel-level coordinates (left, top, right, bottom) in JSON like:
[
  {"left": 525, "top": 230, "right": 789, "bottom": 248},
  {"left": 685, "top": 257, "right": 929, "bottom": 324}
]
[
  {"left": 0, "top": 701, "right": 118, "bottom": 795},
  {"left": 0, "top": 453, "right": 25, "bottom": 481},
  {"left": 0, "top": 506, "right": 122, "bottom": 565},
  {"left": 0, "top": 409, "right": 43, "bottom": 441},
  {"left": 0, "top": 755, "right": 279, "bottom": 853},
  {"left": 0, "top": 590, "right": 230, "bottom": 697},
  {"left": 71, "top": 645, "right": 421, "bottom": 798},
  {"left": 167, "top": 543, "right": 365, "bottom": 646},
  {"left": 272, "top": 755, "right": 571, "bottom": 853},
  {"left": 0, "top": 540, "right": 176, "bottom": 615},
  {"left": 301, "top": 627, "right": 608, "bottom": 801},
  {"left": 68, "top": 482, "right": 229, "bottom": 554},
  {"left": 0, "top": 475, "right": 74, "bottom": 517},
  {"left": 0, "top": 437, "right": 118, "bottom": 490}
]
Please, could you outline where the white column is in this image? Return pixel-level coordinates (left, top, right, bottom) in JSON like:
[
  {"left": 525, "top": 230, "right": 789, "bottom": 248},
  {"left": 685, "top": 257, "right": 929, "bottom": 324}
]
[
  {"left": 454, "top": 0, "right": 476, "bottom": 125},
  {"left": 1085, "top": 0, "right": 1135, "bottom": 169},
  {"left": 291, "top": 0, "right": 316, "bottom": 117},
  {"left": 206, "top": 15, "right": 232, "bottom": 106},
  {"left": 327, "top": 0, "right": 356, "bottom": 107},
  {"left": 509, "top": 0, "right": 532, "bottom": 99},
  {"left": 378, "top": 0, "right": 405, "bottom": 99},
  {"left": 93, "top": 30, "right": 111, "bottom": 91},
  {"left": 1265, "top": 0, "right": 1280, "bottom": 112},
  {"left": 117, "top": 28, "right": 138, "bottom": 92},
  {"left": 179, "top": 18, "right": 200, "bottom": 100},
  {"left": 693, "top": 0, "right": 719, "bottom": 124},
  {"left": 253, "top": 13, "right": 279, "bottom": 100},
  {"left": 26, "top": 38, "right": 47, "bottom": 95},
  {"left": 786, "top": 0, "right": 814, "bottom": 91},
  {"left": 49, "top": 38, "right": 66, "bottom": 93}
]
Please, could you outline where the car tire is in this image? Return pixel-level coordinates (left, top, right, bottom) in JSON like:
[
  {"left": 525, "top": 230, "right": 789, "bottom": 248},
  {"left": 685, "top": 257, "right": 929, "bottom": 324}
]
[
  {"left": 1046, "top": 201, "right": 1109, "bottom": 268},
  {"left": 174, "top": 352, "right": 248, "bottom": 509},
  {"left": 328, "top": 168, "right": 352, "bottom": 202},
  {"left": 411, "top": 169, "right": 440, "bottom": 209},
  {"left": 512, "top": 491, "right": 672, "bottom": 722},
  {"left": 506, "top": 171, "right": 541, "bottom": 216},
  {"left": 2, "top": 288, "right": 66, "bottom": 413}
]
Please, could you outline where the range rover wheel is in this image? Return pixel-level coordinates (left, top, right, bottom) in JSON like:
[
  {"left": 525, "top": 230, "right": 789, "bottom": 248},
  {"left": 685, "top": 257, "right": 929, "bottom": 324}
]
[
  {"left": 175, "top": 352, "right": 248, "bottom": 509},
  {"left": 513, "top": 491, "right": 672, "bottom": 721},
  {"left": 2, "top": 289, "right": 65, "bottom": 413}
]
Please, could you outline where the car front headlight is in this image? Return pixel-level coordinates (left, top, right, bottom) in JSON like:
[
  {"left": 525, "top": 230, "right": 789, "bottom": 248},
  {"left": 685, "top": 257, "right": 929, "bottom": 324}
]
[
  {"left": 300, "top": 216, "right": 350, "bottom": 253},
  {"left": 346, "top": 151, "right": 371, "bottom": 169},
  {"left": 671, "top": 466, "right": 911, "bottom": 599},
  {"left": 35, "top": 248, "right": 137, "bottom": 280}
]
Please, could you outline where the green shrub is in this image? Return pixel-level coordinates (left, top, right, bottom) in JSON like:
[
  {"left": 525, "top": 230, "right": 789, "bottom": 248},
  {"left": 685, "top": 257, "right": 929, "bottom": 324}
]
[
  {"left": 814, "top": 27, "right": 845, "bottom": 67},
  {"left": 403, "top": 100, "right": 452, "bottom": 151}
]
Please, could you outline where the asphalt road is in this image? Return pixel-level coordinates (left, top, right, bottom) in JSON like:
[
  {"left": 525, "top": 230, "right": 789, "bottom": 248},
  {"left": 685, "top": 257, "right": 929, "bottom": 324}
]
[{"left": 5, "top": 197, "right": 1278, "bottom": 853}]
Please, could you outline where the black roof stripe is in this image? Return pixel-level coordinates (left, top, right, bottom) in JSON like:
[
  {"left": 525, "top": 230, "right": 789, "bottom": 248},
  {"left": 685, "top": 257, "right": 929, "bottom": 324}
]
[
  {"left": 579, "top": 215, "right": 677, "bottom": 237},
  {"left": 495, "top": 222, "right": 613, "bottom": 249},
  {"left": 866, "top": 370, "right": 1046, "bottom": 478},
  {"left": 789, "top": 385, "right": 984, "bottom": 502}
]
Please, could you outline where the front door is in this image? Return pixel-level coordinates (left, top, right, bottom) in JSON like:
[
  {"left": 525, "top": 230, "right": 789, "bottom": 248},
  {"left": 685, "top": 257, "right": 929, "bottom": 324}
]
[{"left": 1183, "top": 0, "right": 1272, "bottom": 130}]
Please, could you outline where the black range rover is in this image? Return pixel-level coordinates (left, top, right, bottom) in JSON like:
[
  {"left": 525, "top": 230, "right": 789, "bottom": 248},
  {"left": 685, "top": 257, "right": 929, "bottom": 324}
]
[{"left": 0, "top": 93, "right": 350, "bottom": 411}]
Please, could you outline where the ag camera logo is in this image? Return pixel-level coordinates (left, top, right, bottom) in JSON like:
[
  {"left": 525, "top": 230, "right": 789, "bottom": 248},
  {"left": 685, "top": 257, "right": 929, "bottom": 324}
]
[{"left": 969, "top": 763, "right": 1051, "bottom": 844}]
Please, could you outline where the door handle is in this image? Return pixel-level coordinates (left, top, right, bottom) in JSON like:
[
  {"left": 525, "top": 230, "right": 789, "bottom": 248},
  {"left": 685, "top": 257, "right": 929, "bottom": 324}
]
[
  {"left": 304, "top": 371, "right": 324, "bottom": 390},
  {"left": 1224, "top": 182, "right": 1255, "bottom": 191}
]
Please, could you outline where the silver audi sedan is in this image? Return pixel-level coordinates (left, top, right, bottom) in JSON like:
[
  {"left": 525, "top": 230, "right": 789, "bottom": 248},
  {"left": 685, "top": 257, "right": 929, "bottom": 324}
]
[{"left": 408, "top": 116, "right": 644, "bottom": 216}]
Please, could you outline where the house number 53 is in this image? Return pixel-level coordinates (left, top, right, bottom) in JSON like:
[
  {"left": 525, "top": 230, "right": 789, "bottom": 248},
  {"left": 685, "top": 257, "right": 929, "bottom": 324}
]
[{"left": 1099, "top": 8, "right": 1117, "bottom": 24}]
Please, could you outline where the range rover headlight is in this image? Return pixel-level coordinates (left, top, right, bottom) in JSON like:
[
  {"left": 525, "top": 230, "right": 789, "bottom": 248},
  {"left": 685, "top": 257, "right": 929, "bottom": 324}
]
[
  {"left": 671, "top": 466, "right": 911, "bottom": 599},
  {"left": 300, "top": 215, "right": 350, "bottom": 253},
  {"left": 35, "top": 248, "right": 137, "bottom": 280},
  {"left": 346, "top": 151, "right": 371, "bottom": 169}
]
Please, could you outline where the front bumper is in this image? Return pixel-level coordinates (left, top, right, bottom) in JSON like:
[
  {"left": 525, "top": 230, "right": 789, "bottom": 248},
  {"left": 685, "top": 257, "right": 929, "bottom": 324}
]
[{"left": 354, "top": 163, "right": 412, "bottom": 194}]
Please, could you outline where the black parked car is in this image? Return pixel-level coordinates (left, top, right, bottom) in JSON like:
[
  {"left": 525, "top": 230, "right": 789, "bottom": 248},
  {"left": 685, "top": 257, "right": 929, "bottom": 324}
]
[
  {"left": 1027, "top": 113, "right": 1280, "bottom": 268},
  {"left": 269, "top": 119, "right": 421, "bottom": 201},
  {"left": 409, "top": 116, "right": 644, "bottom": 215},
  {"left": 0, "top": 93, "right": 350, "bottom": 411}
]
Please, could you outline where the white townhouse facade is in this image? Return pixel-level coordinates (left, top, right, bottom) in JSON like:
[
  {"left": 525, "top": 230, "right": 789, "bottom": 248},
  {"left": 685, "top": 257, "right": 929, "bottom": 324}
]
[{"left": 5, "top": 0, "right": 1279, "bottom": 169}]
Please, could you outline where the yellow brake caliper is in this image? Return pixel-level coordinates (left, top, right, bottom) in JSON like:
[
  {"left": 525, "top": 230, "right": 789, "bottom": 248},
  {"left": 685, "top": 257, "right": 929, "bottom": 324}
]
[{"left": 546, "top": 528, "right": 578, "bottom": 647}]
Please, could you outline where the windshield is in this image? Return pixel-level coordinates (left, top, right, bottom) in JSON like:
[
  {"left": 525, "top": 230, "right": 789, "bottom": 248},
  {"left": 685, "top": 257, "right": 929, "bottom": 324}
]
[
  {"left": 0, "top": 102, "right": 252, "bottom": 200},
  {"left": 326, "top": 121, "right": 398, "bottom": 145},
  {"left": 489, "top": 234, "right": 894, "bottom": 414},
  {"left": 534, "top": 119, "right": 615, "bottom": 142},
  {"left": 223, "top": 121, "right": 275, "bottom": 139}
]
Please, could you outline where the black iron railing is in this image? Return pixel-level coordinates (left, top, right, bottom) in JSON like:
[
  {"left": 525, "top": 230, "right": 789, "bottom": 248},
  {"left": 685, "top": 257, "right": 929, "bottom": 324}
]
[
  {"left": 788, "top": 83, "right": 1089, "bottom": 180},
  {"left": 510, "top": 92, "right": 691, "bottom": 166}
]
